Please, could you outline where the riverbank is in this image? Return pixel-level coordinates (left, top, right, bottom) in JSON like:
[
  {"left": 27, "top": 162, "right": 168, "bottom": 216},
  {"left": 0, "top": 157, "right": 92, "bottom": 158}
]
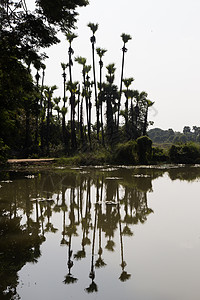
[{"left": 2, "top": 140, "right": 200, "bottom": 171}]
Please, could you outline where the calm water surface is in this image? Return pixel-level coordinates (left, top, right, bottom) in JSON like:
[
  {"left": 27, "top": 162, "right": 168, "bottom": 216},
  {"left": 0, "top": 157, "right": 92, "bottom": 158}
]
[{"left": 0, "top": 165, "right": 200, "bottom": 300}]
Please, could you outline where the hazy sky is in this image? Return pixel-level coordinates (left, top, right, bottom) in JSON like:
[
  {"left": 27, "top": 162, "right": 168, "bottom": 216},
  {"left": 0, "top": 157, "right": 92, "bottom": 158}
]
[{"left": 28, "top": 0, "right": 200, "bottom": 131}]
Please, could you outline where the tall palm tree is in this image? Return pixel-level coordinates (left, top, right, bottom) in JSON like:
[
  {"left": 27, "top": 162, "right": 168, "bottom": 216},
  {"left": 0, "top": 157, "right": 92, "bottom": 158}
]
[
  {"left": 34, "top": 62, "right": 41, "bottom": 146},
  {"left": 88, "top": 22, "right": 99, "bottom": 140},
  {"left": 83, "top": 64, "right": 92, "bottom": 147},
  {"left": 96, "top": 47, "right": 107, "bottom": 145},
  {"left": 122, "top": 77, "right": 134, "bottom": 138},
  {"left": 60, "top": 63, "right": 69, "bottom": 149},
  {"left": 40, "top": 63, "right": 46, "bottom": 153},
  {"left": 53, "top": 97, "right": 61, "bottom": 120},
  {"left": 65, "top": 33, "right": 78, "bottom": 150},
  {"left": 61, "top": 63, "right": 67, "bottom": 107},
  {"left": 103, "top": 63, "right": 119, "bottom": 145},
  {"left": 117, "top": 33, "right": 132, "bottom": 128},
  {"left": 43, "top": 85, "right": 57, "bottom": 156},
  {"left": 66, "top": 81, "right": 79, "bottom": 150},
  {"left": 75, "top": 56, "right": 87, "bottom": 138},
  {"left": 65, "top": 33, "right": 78, "bottom": 83}
]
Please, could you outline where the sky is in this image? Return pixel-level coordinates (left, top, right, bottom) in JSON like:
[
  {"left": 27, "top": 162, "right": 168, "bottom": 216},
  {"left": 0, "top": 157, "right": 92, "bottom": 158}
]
[{"left": 27, "top": 0, "right": 200, "bottom": 132}]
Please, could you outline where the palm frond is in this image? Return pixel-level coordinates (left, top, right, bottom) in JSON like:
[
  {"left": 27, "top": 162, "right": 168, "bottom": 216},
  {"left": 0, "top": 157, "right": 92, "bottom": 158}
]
[
  {"left": 87, "top": 22, "right": 99, "bottom": 34},
  {"left": 121, "top": 33, "right": 132, "bottom": 43}
]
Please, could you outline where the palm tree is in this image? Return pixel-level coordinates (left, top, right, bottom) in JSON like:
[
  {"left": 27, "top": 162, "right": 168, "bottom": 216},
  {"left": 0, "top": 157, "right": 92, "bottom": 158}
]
[
  {"left": 88, "top": 22, "right": 99, "bottom": 140},
  {"left": 60, "top": 63, "right": 70, "bottom": 151},
  {"left": 61, "top": 63, "right": 67, "bottom": 107},
  {"left": 43, "top": 85, "right": 57, "bottom": 156},
  {"left": 40, "top": 63, "right": 46, "bottom": 153},
  {"left": 117, "top": 33, "right": 132, "bottom": 128},
  {"left": 65, "top": 32, "right": 78, "bottom": 83},
  {"left": 75, "top": 56, "right": 87, "bottom": 140},
  {"left": 122, "top": 77, "right": 134, "bottom": 138},
  {"left": 53, "top": 97, "right": 61, "bottom": 120},
  {"left": 83, "top": 64, "right": 92, "bottom": 147},
  {"left": 66, "top": 81, "right": 79, "bottom": 150},
  {"left": 96, "top": 47, "right": 107, "bottom": 145},
  {"left": 65, "top": 33, "right": 78, "bottom": 150},
  {"left": 103, "top": 63, "right": 119, "bottom": 145},
  {"left": 34, "top": 62, "right": 41, "bottom": 147}
]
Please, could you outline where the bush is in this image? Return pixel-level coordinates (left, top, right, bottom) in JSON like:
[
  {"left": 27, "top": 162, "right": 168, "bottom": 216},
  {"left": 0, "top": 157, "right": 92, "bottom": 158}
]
[
  {"left": 136, "top": 136, "right": 152, "bottom": 164},
  {"left": 0, "top": 139, "right": 9, "bottom": 164},
  {"left": 152, "top": 146, "right": 169, "bottom": 162},
  {"left": 169, "top": 142, "right": 200, "bottom": 163},
  {"left": 114, "top": 141, "right": 137, "bottom": 164}
]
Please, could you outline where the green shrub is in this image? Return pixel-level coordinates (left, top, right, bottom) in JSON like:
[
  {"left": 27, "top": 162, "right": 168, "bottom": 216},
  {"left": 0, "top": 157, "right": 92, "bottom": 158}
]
[
  {"left": 136, "top": 136, "right": 152, "bottom": 164},
  {"left": 152, "top": 146, "right": 169, "bottom": 162},
  {"left": 169, "top": 142, "right": 200, "bottom": 163},
  {"left": 0, "top": 139, "right": 9, "bottom": 164},
  {"left": 114, "top": 141, "right": 137, "bottom": 164}
]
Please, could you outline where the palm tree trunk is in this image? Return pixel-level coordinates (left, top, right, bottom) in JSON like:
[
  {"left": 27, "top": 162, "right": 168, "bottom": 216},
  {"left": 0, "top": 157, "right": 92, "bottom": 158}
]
[
  {"left": 40, "top": 70, "right": 45, "bottom": 153},
  {"left": 68, "top": 45, "right": 77, "bottom": 150},
  {"left": 117, "top": 44, "right": 125, "bottom": 128},
  {"left": 92, "top": 40, "right": 99, "bottom": 140},
  {"left": 46, "top": 94, "right": 51, "bottom": 156},
  {"left": 99, "top": 61, "right": 105, "bottom": 145}
]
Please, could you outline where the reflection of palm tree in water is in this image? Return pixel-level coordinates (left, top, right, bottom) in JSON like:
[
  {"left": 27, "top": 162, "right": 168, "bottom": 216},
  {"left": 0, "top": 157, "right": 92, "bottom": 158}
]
[
  {"left": 121, "top": 188, "right": 134, "bottom": 236},
  {"left": 63, "top": 187, "right": 78, "bottom": 284},
  {"left": 104, "top": 179, "right": 119, "bottom": 251},
  {"left": 85, "top": 178, "right": 99, "bottom": 293},
  {"left": 75, "top": 178, "right": 91, "bottom": 260},
  {"left": 96, "top": 177, "right": 106, "bottom": 268},
  {"left": 63, "top": 234, "right": 78, "bottom": 284},
  {"left": 117, "top": 188, "right": 131, "bottom": 282}
]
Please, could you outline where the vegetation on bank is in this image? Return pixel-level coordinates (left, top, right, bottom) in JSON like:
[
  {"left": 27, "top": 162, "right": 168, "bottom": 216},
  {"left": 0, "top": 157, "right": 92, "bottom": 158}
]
[
  {"left": 2, "top": 135, "right": 200, "bottom": 167},
  {"left": 1, "top": 1, "right": 154, "bottom": 164},
  {"left": 55, "top": 140, "right": 200, "bottom": 166}
]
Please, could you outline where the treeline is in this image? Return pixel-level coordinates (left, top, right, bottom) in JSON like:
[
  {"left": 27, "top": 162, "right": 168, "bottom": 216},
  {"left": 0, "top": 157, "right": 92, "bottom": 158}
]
[
  {"left": 148, "top": 126, "right": 200, "bottom": 144},
  {"left": 0, "top": 0, "right": 154, "bottom": 162}
]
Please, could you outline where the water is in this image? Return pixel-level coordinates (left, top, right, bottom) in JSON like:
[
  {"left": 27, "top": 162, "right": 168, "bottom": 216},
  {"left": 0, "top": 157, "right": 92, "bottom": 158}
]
[{"left": 0, "top": 165, "right": 200, "bottom": 300}]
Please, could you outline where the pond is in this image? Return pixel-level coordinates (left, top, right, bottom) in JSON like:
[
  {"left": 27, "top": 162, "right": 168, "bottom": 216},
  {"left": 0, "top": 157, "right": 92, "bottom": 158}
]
[{"left": 0, "top": 165, "right": 200, "bottom": 300}]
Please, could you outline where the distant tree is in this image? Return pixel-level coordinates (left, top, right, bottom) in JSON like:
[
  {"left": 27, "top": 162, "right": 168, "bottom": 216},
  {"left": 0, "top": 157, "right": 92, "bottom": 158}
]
[{"left": 183, "top": 126, "right": 191, "bottom": 135}]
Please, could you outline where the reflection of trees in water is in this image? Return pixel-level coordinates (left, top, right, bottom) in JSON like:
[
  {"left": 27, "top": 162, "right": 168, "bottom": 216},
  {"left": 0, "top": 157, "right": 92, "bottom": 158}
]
[
  {"left": 0, "top": 167, "right": 161, "bottom": 296},
  {"left": 0, "top": 178, "right": 45, "bottom": 299}
]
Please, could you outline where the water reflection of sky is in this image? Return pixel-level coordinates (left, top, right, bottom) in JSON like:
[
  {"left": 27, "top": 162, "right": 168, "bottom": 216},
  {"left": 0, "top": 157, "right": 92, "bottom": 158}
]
[{"left": 0, "top": 166, "right": 200, "bottom": 299}]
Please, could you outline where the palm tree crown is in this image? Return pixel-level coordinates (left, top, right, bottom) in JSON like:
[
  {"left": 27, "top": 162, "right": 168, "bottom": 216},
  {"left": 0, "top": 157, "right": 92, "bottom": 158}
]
[
  {"left": 87, "top": 22, "right": 99, "bottom": 34},
  {"left": 75, "top": 56, "right": 87, "bottom": 66},
  {"left": 96, "top": 47, "right": 107, "bottom": 58},
  {"left": 66, "top": 32, "right": 78, "bottom": 44},
  {"left": 121, "top": 33, "right": 132, "bottom": 44},
  {"left": 123, "top": 77, "right": 134, "bottom": 89}
]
